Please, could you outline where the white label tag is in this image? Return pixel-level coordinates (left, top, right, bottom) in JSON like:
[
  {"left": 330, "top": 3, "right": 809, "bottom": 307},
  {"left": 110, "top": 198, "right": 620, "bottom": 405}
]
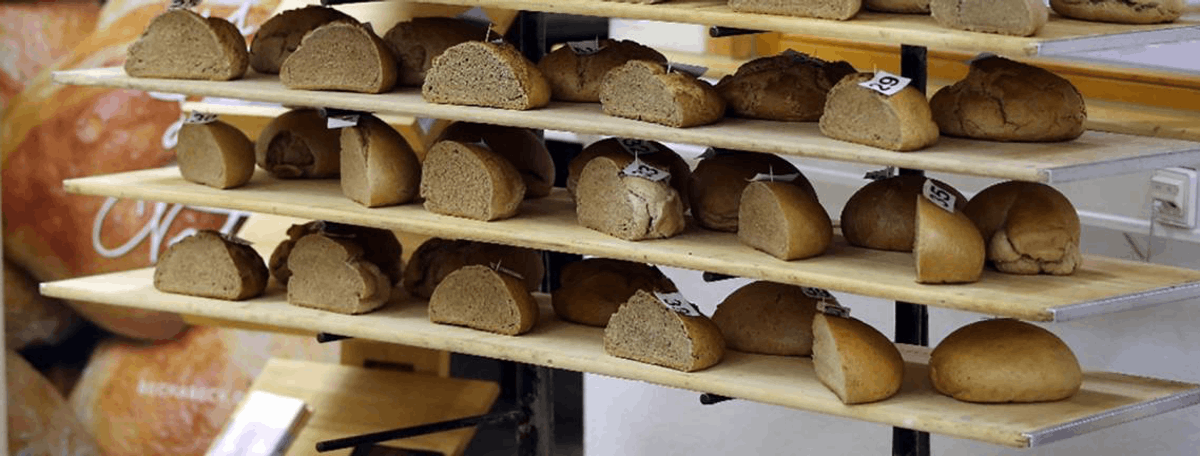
[
  {"left": 782, "top": 48, "right": 824, "bottom": 67},
  {"left": 966, "top": 52, "right": 998, "bottom": 65},
  {"left": 567, "top": 39, "right": 603, "bottom": 56},
  {"left": 801, "top": 287, "right": 835, "bottom": 302},
  {"left": 817, "top": 301, "right": 851, "bottom": 318},
  {"left": 617, "top": 138, "right": 661, "bottom": 156},
  {"left": 184, "top": 112, "right": 218, "bottom": 124},
  {"left": 923, "top": 179, "right": 957, "bottom": 213},
  {"left": 864, "top": 167, "right": 896, "bottom": 181},
  {"left": 326, "top": 115, "right": 359, "bottom": 129},
  {"left": 749, "top": 172, "right": 801, "bottom": 183},
  {"left": 169, "top": 0, "right": 202, "bottom": 9},
  {"left": 667, "top": 62, "right": 707, "bottom": 78},
  {"left": 620, "top": 159, "right": 671, "bottom": 182},
  {"left": 859, "top": 71, "right": 911, "bottom": 96},
  {"left": 654, "top": 291, "right": 702, "bottom": 317}
]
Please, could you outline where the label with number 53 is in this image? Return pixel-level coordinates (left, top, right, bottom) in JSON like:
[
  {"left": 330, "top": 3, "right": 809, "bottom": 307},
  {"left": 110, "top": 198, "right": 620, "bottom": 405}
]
[
  {"left": 922, "top": 179, "right": 957, "bottom": 213},
  {"left": 620, "top": 158, "right": 671, "bottom": 182},
  {"left": 654, "top": 291, "right": 703, "bottom": 317},
  {"left": 858, "top": 71, "right": 911, "bottom": 96}
]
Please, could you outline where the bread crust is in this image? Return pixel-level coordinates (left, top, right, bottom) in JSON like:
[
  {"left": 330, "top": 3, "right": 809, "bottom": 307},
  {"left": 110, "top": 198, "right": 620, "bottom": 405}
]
[
  {"left": 1050, "top": 0, "right": 1184, "bottom": 24},
  {"left": 538, "top": 39, "right": 667, "bottom": 102},
  {"left": 841, "top": 175, "right": 966, "bottom": 252},
  {"left": 154, "top": 230, "right": 268, "bottom": 301},
  {"left": 812, "top": 313, "right": 905, "bottom": 404},
  {"left": 435, "top": 122, "right": 555, "bottom": 198},
  {"left": 819, "top": 72, "right": 940, "bottom": 151},
  {"left": 599, "top": 60, "right": 725, "bottom": 128},
  {"left": 864, "top": 0, "right": 929, "bottom": 13},
  {"left": 738, "top": 181, "right": 833, "bottom": 260},
  {"left": 689, "top": 152, "right": 815, "bottom": 232},
  {"left": 576, "top": 155, "right": 686, "bottom": 241},
  {"left": 604, "top": 289, "right": 725, "bottom": 372},
  {"left": 716, "top": 53, "right": 856, "bottom": 121},
  {"left": 962, "top": 181, "right": 1082, "bottom": 275},
  {"left": 287, "top": 233, "right": 391, "bottom": 314},
  {"left": 383, "top": 17, "right": 488, "bottom": 86},
  {"left": 125, "top": 9, "right": 248, "bottom": 81},
  {"left": 176, "top": 119, "right": 255, "bottom": 189},
  {"left": 552, "top": 258, "right": 677, "bottom": 327},
  {"left": 249, "top": 6, "right": 353, "bottom": 74},
  {"left": 403, "top": 239, "right": 545, "bottom": 299},
  {"left": 914, "top": 193, "right": 986, "bottom": 284},
  {"left": 729, "top": 0, "right": 863, "bottom": 20},
  {"left": 930, "top": 0, "right": 1048, "bottom": 36},
  {"left": 254, "top": 108, "right": 341, "bottom": 178},
  {"left": 931, "top": 57, "right": 1086, "bottom": 142},
  {"left": 280, "top": 20, "right": 397, "bottom": 94},
  {"left": 428, "top": 265, "right": 539, "bottom": 335},
  {"left": 269, "top": 221, "right": 404, "bottom": 286},
  {"left": 340, "top": 114, "right": 421, "bottom": 207},
  {"left": 712, "top": 281, "right": 821, "bottom": 356},
  {"left": 930, "top": 319, "right": 1083, "bottom": 403},
  {"left": 421, "top": 140, "right": 526, "bottom": 221},
  {"left": 567, "top": 138, "right": 691, "bottom": 209},
  {"left": 423, "top": 41, "right": 551, "bottom": 110}
]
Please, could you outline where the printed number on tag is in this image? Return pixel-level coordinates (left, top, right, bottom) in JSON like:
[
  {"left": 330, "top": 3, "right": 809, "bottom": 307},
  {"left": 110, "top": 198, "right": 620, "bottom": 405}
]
[
  {"left": 818, "top": 301, "right": 851, "bottom": 318},
  {"left": 327, "top": 115, "right": 359, "bottom": 129},
  {"left": 859, "top": 71, "right": 911, "bottom": 96},
  {"left": 169, "top": 0, "right": 202, "bottom": 9},
  {"left": 621, "top": 159, "right": 671, "bottom": 182},
  {"left": 654, "top": 291, "right": 703, "bottom": 317},
  {"left": 922, "top": 179, "right": 957, "bottom": 213},
  {"left": 184, "top": 112, "right": 218, "bottom": 124},
  {"left": 668, "top": 62, "right": 708, "bottom": 79},
  {"left": 568, "top": 39, "right": 603, "bottom": 55},
  {"left": 801, "top": 287, "right": 835, "bottom": 301},
  {"left": 617, "top": 138, "right": 660, "bottom": 156}
]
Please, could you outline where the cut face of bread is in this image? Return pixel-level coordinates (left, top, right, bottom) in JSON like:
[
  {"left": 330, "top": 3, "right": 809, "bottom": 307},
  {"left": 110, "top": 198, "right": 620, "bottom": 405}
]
[
  {"left": 930, "top": 0, "right": 1048, "bottom": 36},
  {"left": 435, "top": 122, "right": 555, "bottom": 198},
  {"left": 599, "top": 60, "right": 726, "bottom": 128},
  {"left": 931, "top": 57, "right": 1086, "bottom": 142},
  {"left": 689, "top": 152, "right": 816, "bottom": 232},
  {"left": 738, "top": 180, "right": 833, "bottom": 260},
  {"left": 287, "top": 233, "right": 391, "bottom": 315},
  {"left": 729, "top": 0, "right": 862, "bottom": 20},
  {"left": 249, "top": 6, "right": 353, "bottom": 74},
  {"left": 269, "top": 221, "right": 404, "bottom": 286},
  {"left": 176, "top": 119, "right": 255, "bottom": 189},
  {"left": 422, "top": 41, "right": 551, "bottom": 110},
  {"left": 125, "top": 9, "right": 248, "bottom": 81},
  {"left": 552, "top": 258, "right": 677, "bottom": 327},
  {"left": 154, "top": 230, "right": 268, "bottom": 301},
  {"left": 280, "top": 20, "right": 397, "bottom": 94},
  {"left": 930, "top": 319, "right": 1082, "bottom": 403},
  {"left": 421, "top": 140, "right": 526, "bottom": 221},
  {"left": 255, "top": 109, "right": 341, "bottom": 178},
  {"left": 864, "top": 0, "right": 929, "bottom": 13},
  {"left": 603, "top": 289, "right": 725, "bottom": 372},
  {"left": 711, "top": 281, "right": 822, "bottom": 356},
  {"left": 566, "top": 138, "right": 691, "bottom": 210},
  {"left": 576, "top": 155, "right": 686, "bottom": 241},
  {"left": 841, "top": 175, "right": 966, "bottom": 252},
  {"left": 538, "top": 39, "right": 667, "bottom": 102},
  {"left": 428, "top": 265, "right": 539, "bottom": 336},
  {"left": 819, "top": 72, "right": 940, "bottom": 151},
  {"left": 914, "top": 191, "right": 986, "bottom": 284},
  {"left": 812, "top": 313, "right": 905, "bottom": 404},
  {"left": 963, "top": 181, "right": 1082, "bottom": 275},
  {"left": 402, "top": 239, "right": 544, "bottom": 299},
  {"left": 715, "top": 52, "right": 857, "bottom": 122},
  {"left": 340, "top": 114, "right": 421, "bottom": 208},
  {"left": 1050, "top": 0, "right": 1183, "bottom": 24},
  {"left": 384, "top": 18, "right": 488, "bottom": 87}
]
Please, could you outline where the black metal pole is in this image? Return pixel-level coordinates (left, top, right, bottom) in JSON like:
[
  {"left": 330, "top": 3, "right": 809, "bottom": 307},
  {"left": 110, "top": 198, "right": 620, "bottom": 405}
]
[{"left": 315, "top": 409, "right": 527, "bottom": 452}]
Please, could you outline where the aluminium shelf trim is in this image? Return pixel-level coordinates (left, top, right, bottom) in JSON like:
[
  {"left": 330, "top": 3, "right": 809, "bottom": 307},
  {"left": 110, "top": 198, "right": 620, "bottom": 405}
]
[
  {"left": 1024, "top": 388, "right": 1200, "bottom": 447},
  {"left": 1048, "top": 281, "right": 1200, "bottom": 322}
]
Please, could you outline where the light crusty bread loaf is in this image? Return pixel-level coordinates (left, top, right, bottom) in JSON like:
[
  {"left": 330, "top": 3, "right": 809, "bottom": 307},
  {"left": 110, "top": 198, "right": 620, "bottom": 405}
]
[
  {"left": 8, "top": 350, "right": 103, "bottom": 456},
  {"left": 689, "top": 152, "right": 816, "bottom": 232},
  {"left": 567, "top": 138, "right": 691, "bottom": 208},
  {"left": 576, "top": 155, "right": 686, "bottom": 241},
  {"left": 403, "top": 238, "right": 545, "bottom": 299},
  {"left": 819, "top": 72, "right": 940, "bottom": 151},
  {"left": 599, "top": 60, "right": 726, "bottom": 127},
  {"left": 864, "top": 0, "right": 929, "bottom": 13},
  {"left": 249, "top": 6, "right": 353, "bottom": 74},
  {"left": 429, "top": 265, "right": 539, "bottom": 335},
  {"left": 125, "top": 9, "right": 248, "bottom": 81},
  {"left": 711, "top": 281, "right": 821, "bottom": 356},
  {"left": 841, "top": 175, "right": 966, "bottom": 252},
  {"left": 715, "top": 52, "right": 857, "bottom": 122},
  {"left": 154, "top": 230, "right": 268, "bottom": 301},
  {"left": 280, "top": 20, "right": 397, "bottom": 94},
  {"left": 963, "top": 181, "right": 1082, "bottom": 275},
  {"left": 435, "top": 122, "right": 555, "bottom": 198},
  {"left": 604, "top": 290, "right": 725, "bottom": 372},
  {"left": 931, "top": 0, "right": 1048, "bottom": 36},
  {"left": 1051, "top": 0, "right": 1184, "bottom": 24},
  {"left": 383, "top": 17, "right": 488, "bottom": 86},
  {"left": 538, "top": 39, "right": 667, "bottom": 102},
  {"left": 287, "top": 232, "right": 391, "bottom": 314},
  {"left": 931, "top": 56, "right": 1086, "bottom": 142},
  {"left": 5, "top": 260, "right": 79, "bottom": 350},
  {"left": 930, "top": 319, "right": 1082, "bottom": 403},
  {"left": 914, "top": 190, "right": 986, "bottom": 284},
  {"left": 812, "top": 313, "right": 905, "bottom": 404},
  {"left": 423, "top": 41, "right": 551, "bottom": 110},
  {"left": 175, "top": 118, "right": 255, "bottom": 189},
  {"left": 340, "top": 114, "right": 421, "bottom": 207},
  {"left": 729, "top": 0, "right": 862, "bottom": 20},
  {"left": 739, "top": 180, "right": 833, "bottom": 260},
  {"left": 269, "top": 221, "right": 404, "bottom": 286},
  {"left": 421, "top": 140, "right": 526, "bottom": 221},
  {"left": 255, "top": 108, "right": 341, "bottom": 178},
  {"left": 552, "top": 258, "right": 677, "bottom": 327}
]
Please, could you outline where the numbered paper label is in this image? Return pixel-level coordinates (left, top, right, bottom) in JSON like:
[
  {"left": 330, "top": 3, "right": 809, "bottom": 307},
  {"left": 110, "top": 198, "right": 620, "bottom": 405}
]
[
  {"left": 184, "top": 112, "right": 218, "bottom": 124},
  {"left": 617, "top": 138, "right": 661, "bottom": 156},
  {"left": 654, "top": 291, "right": 703, "bottom": 317},
  {"left": 801, "top": 287, "right": 835, "bottom": 301},
  {"left": 668, "top": 62, "right": 708, "bottom": 79},
  {"left": 326, "top": 115, "right": 359, "bottom": 129},
  {"left": 621, "top": 159, "right": 671, "bottom": 182},
  {"left": 859, "top": 71, "right": 911, "bottom": 96},
  {"left": 922, "top": 179, "right": 957, "bottom": 213},
  {"left": 817, "top": 301, "right": 851, "bottom": 318},
  {"left": 782, "top": 49, "right": 824, "bottom": 67},
  {"left": 863, "top": 167, "right": 896, "bottom": 181},
  {"left": 169, "top": 0, "right": 202, "bottom": 9},
  {"left": 567, "top": 39, "right": 603, "bottom": 55},
  {"left": 749, "top": 172, "right": 801, "bottom": 183}
]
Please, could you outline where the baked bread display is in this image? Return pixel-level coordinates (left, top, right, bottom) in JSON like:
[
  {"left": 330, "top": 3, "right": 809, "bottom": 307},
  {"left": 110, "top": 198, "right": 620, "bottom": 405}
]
[
  {"left": 340, "top": 113, "right": 421, "bottom": 208},
  {"left": 931, "top": 56, "right": 1086, "bottom": 142},
  {"left": 575, "top": 154, "right": 686, "bottom": 241},
  {"left": 428, "top": 265, "right": 539, "bottom": 336},
  {"left": 154, "top": 230, "right": 268, "bottom": 301},
  {"left": 383, "top": 17, "right": 488, "bottom": 86},
  {"left": 739, "top": 180, "right": 833, "bottom": 260},
  {"left": 287, "top": 232, "right": 391, "bottom": 314},
  {"left": 864, "top": 0, "right": 929, "bottom": 13},
  {"left": 552, "top": 258, "right": 677, "bottom": 327},
  {"left": 249, "top": 6, "right": 353, "bottom": 74},
  {"left": 268, "top": 221, "right": 404, "bottom": 286},
  {"left": 421, "top": 139, "right": 526, "bottom": 221},
  {"left": 963, "top": 181, "right": 1082, "bottom": 275},
  {"left": 914, "top": 182, "right": 986, "bottom": 284},
  {"left": 280, "top": 20, "right": 397, "bottom": 94},
  {"left": 175, "top": 117, "right": 255, "bottom": 189},
  {"left": 819, "top": 72, "right": 940, "bottom": 151},
  {"left": 403, "top": 238, "right": 544, "bottom": 299},
  {"left": 538, "top": 39, "right": 667, "bottom": 102},
  {"left": 125, "top": 9, "right": 248, "bottom": 81},
  {"left": 1050, "top": 0, "right": 1184, "bottom": 24},
  {"left": 812, "top": 312, "right": 905, "bottom": 404},
  {"left": 567, "top": 138, "right": 691, "bottom": 208},
  {"left": 930, "top": 0, "right": 1048, "bottom": 37},
  {"left": 423, "top": 41, "right": 551, "bottom": 110},
  {"left": 729, "top": 0, "right": 862, "bottom": 20},
  {"left": 599, "top": 60, "right": 725, "bottom": 128},
  {"left": 711, "top": 281, "right": 823, "bottom": 356},
  {"left": 841, "top": 175, "right": 967, "bottom": 252},
  {"left": 254, "top": 108, "right": 341, "bottom": 179},
  {"left": 715, "top": 51, "right": 857, "bottom": 122},
  {"left": 689, "top": 151, "right": 816, "bottom": 232},
  {"left": 930, "top": 319, "right": 1083, "bottom": 403},
  {"left": 435, "top": 121, "right": 555, "bottom": 198},
  {"left": 604, "top": 289, "right": 725, "bottom": 372}
]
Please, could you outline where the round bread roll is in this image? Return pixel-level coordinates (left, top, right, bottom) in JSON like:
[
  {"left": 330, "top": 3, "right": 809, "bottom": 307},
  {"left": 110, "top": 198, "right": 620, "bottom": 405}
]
[
  {"left": 962, "top": 181, "right": 1082, "bottom": 275},
  {"left": 434, "top": 121, "right": 555, "bottom": 198},
  {"left": 715, "top": 51, "right": 856, "bottom": 122},
  {"left": 711, "top": 281, "right": 821, "bottom": 356},
  {"left": 8, "top": 350, "right": 103, "bottom": 456},
  {"left": 403, "top": 238, "right": 545, "bottom": 299},
  {"left": 551, "top": 258, "right": 677, "bottom": 327},
  {"left": 841, "top": 175, "right": 966, "bottom": 252},
  {"left": 930, "top": 319, "right": 1082, "bottom": 403},
  {"left": 0, "top": 0, "right": 99, "bottom": 110},
  {"left": 383, "top": 17, "right": 488, "bottom": 87},
  {"left": 688, "top": 151, "right": 816, "bottom": 232},
  {"left": 254, "top": 108, "right": 341, "bottom": 178},
  {"left": 1050, "top": 0, "right": 1184, "bottom": 24},
  {"left": 537, "top": 38, "right": 667, "bottom": 102},
  {"left": 567, "top": 137, "right": 690, "bottom": 206}
]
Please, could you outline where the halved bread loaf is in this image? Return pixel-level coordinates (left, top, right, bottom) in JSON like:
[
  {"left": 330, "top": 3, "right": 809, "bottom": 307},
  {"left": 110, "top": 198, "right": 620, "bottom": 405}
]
[
  {"left": 819, "top": 72, "right": 940, "bottom": 151},
  {"left": 340, "top": 114, "right": 421, "bottom": 208},
  {"left": 931, "top": 0, "right": 1048, "bottom": 36},
  {"left": 403, "top": 238, "right": 544, "bottom": 299},
  {"left": 421, "top": 140, "right": 526, "bottom": 221},
  {"left": 738, "top": 180, "right": 833, "bottom": 260},
  {"left": 567, "top": 138, "right": 691, "bottom": 208},
  {"left": 914, "top": 190, "right": 985, "bottom": 284},
  {"left": 552, "top": 258, "right": 677, "bottom": 327},
  {"left": 422, "top": 41, "right": 550, "bottom": 110},
  {"left": 963, "top": 181, "right": 1081, "bottom": 275},
  {"left": 254, "top": 108, "right": 341, "bottom": 178},
  {"left": 604, "top": 289, "right": 725, "bottom": 372},
  {"left": 280, "top": 20, "right": 397, "bottom": 94},
  {"left": 154, "top": 230, "right": 268, "bottom": 301},
  {"left": 1051, "top": 0, "right": 1183, "bottom": 24},
  {"left": 689, "top": 152, "right": 816, "bottom": 232},
  {"left": 715, "top": 52, "right": 857, "bottom": 122},
  {"left": 287, "top": 232, "right": 391, "bottom": 314},
  {"left": 435, "top": 122, "right": 555, "bottom": 198},
  {"left": 383, "top": 17, "right": 488, "bottom": 86},
  {"left": 841, "top": 175, "right": 966, "bottom": 252},
  {"left": 269, "top": 221, "right": 404, "bottom": 286},
  {"left": 576, "top": 155, "right": 686, "bottom": 241},
  {"left": 864, "top": 0, "right": 929, "bottom": 13},
  {"left": 249, "top": 6, "right": 353, "bottom": 74},
  {"left": 711, "top": 281, "right": 822, "bottom": 356},
  {"left": 428, "top": 265, "right": 539, "bottom": 336},
  {"left": 125, "top": 9, "right": 248, "bottom": 81},
  {"left": 931, "top": 319, "right": 1082, "bottom": 403},
  {"left": 538, "top": 39, "right": 667, "bottom": 102},
  {"left": 175, "top": 119, "right": 255, "bottom": 189},
  {"left": 812, "top": 313, "right": 905, "bottom": 404},
  {"left": 599, "top": 60, "right": 725, "bottom": 128},
  {"left": 729, "top": 0, "right": 862, "bottom": 20}
]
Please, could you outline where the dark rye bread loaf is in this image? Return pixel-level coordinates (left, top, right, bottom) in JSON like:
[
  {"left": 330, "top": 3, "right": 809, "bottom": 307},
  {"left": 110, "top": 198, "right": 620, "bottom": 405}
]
[
  {"left": 287, "top": 232, "right": 391, "bottom": 314},
  {"left": 963, "top": 181, "right": 1082, "bottom": 275},
  {"left": 1051, "top": 0, "right": 1184, "bottom": 24},
  {"left": 254, "top": 108, "right": 341, "bottom": 179},
  {"left": 552, "top": 258, "right": 677, "bottom": 327},
  {"left": 604, "top": 290, "right": 725, "bottom": 372},
  {"left": 249, "top": 6, "right": 353, "bottom": 74},
  {"left": 566, "top": 138, "right": 691, "bottom": 209},
  {"left": 421, "top": 140, "right": 526, "bottom": 221},
  {"left": 435, "top": 122, "right": 555, "bottom": 198},
  {"left": 538, "top": 39, "right": 667, "bottom": 102},
  {"left": 428, "top": 265, "right": 539, "bottom": 336},
  {"left": 154, "top": 230, "right": 268, "bottom": 301},
  {"left": 340, "top": 114, "right": 421, "bottom": 208},
  {"left": 864, "top": 0, "right": 929, "bottom": 13},
  {"left": 383, "top": 17, "right": 488, "bottom": 86},
  {"left": 915, "top": 191, "right": 986, "bottom": 284},
  {"left": 930, "top": 319, "right": 1082, "bottom": 403},
  {"left": 819, "top": 72, "right": 940, "bottom": 151},
  {"left": 280, "top": 20, "right": 397, "bottom": 94},
  {"left": 423, "top": 41, "right": 551, "bottom": 110},
  {"left": 812, "top": 313, "right": 905, "bottom": 404},
  {"left": 738, "top": 180, "right": 833, "bottom": 260},
  {"left": 576, "top": 155, "right": 686, "bottom": 241},
  {"left": 729, "top": 0, "right": 862, "bottom": 20},
  {"left": 930, "top": 0, "right": 1048, "bottom": 36},
  {"left": 711, "top": 281, "right": 821, "bottom": 356},
  {"left": 841, "top": 175, "right": 966, "bottom": 252},
  {"left": 403, "top": 238, "right": 545, "bottom": 299},
  {"left": 125, "top": 9, "right": 248, "bottom": 81},
  {"left": 599, "top": 60, "right": 725, "bottom": 128},
  {"left": 269, "top": 221, "right": 404, "bottom": 286},
  {"left": 175, "top": 119, "right": 255, "bottom": 189},
  {"left": 689, "top": 152, "right": 816, "bottom": 232},
  {"left": 715, "top": 52, "right": 857, "bottom": 122}
]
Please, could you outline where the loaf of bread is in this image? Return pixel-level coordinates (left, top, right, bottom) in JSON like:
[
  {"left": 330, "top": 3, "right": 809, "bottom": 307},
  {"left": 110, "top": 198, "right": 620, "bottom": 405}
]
[
  {"left": 914, "top": 187, "right": 985, "bottom": 284},
  {"left": 711, "top": 281, "right": 822, "bottom": 356},
  {"left": 435, "top": 121, "right": 555, "bottom": 198},
  {"left": 819, "top": 72, "right": 939, "bottom": 151},
  {"left": 254, "top": 108, "right": 341, "bottom": 178},
  {"left": 423, "top": 41, "right": 550, "bottom": 110},
  {"left": 963, "top": 181, "right": 1082, "bottom": 275},
  {"left": 567, "top": 138, "right": 691, "bottom": 208},
  {"left": 1050, "top": 0, "right": 1183, "bottom": 24},
  {"left": 383, "top": 17, "right": 488, "bottom": 86},
  {"left": 604, "top": 289, "right": 725, "bottom": 372},
  {"left": 340, "top": 113, "right": 421, "bottom": 208},
  {"left": 552, "top": 258, "right": 677, "bottom": 327},
  {"left": 812, "top": 312, "right": 905, "bottom": 404},
  {"left": 403, "top": 238, "right": 544, "bottom": 299},
  {"left": 287, "top": 232, "right": 391, "bottom": 314},
  {"left": 864, "top": 0, "right": 929, "bottom": 13},
  {"left": 841, "top": 175, "right": 966, "bottom": 252},
  {"left": 715, "top": 51, "right": 857, "bottom": 122},
  {"left": 154, "top": 230, "right": 268, "bottom": 301},
  {"left": 249, "top": 6, "right": 353, "bottom": 74},
  {"left": 280, "top": 20, "right": 397, "bottom": 94},
  {"left": 576, "top": 155, "right": 686, "bottom": 241},
  {"left": 269, "top": 221, "right": 404, "bottom": 286},
  {"left": 421, "top": 140, "right": 526, "bottom": 221},
  {"left": 428, "top": 265, "right": 539, "bottom": 335},
  {"left": 125, "top": 9, "right": 248, "bottom": 81},
  {"left": 729, "top": 0, "right": 862, "bottom": 20},
  {"left": 930, "top": 0, "right": 1048, "bottom": 36},
  {"left": 5, "top": 260, "right": 78, "bottom": 350},
  {"left": 599, "top": 60, "right": 725, "bottom": 127},
  {"left": 8, "top": 350, "right": 103, "bottom": 456},
  {"left": 175, "top": 118, "right": 255, "bottom": 189},
  {"left": 931, "top": 56, "right": 1086, "bottom": 142},
  {"left": 538, "top": 39, "right": 667, "bottom": 102},
  {"left": 738, "top": 180, "right": 833, "bottom": 260},
  {"left": 930, "top": 319, "right": 1082, "bottom": 403},
  {"left": 689, "top": 151, "right": 815, "bottom": 232}
]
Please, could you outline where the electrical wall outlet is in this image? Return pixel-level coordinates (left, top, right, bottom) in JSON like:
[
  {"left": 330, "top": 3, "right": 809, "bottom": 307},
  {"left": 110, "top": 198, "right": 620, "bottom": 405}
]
[{"left": 1149, "top": 167, "right": 1198, "bottom": 228}]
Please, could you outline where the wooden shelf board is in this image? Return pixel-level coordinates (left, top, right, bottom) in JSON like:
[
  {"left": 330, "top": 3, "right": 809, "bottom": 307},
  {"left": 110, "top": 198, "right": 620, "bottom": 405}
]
[
  {"left": 62, "top": 167, "right": 1200, "bottom": 322},
  {"left": 53, "top": 67, "right": 1200, "bottom": 184},
  {"left": 39, "top": 269, "right": 1200, "bottom": 449}
]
